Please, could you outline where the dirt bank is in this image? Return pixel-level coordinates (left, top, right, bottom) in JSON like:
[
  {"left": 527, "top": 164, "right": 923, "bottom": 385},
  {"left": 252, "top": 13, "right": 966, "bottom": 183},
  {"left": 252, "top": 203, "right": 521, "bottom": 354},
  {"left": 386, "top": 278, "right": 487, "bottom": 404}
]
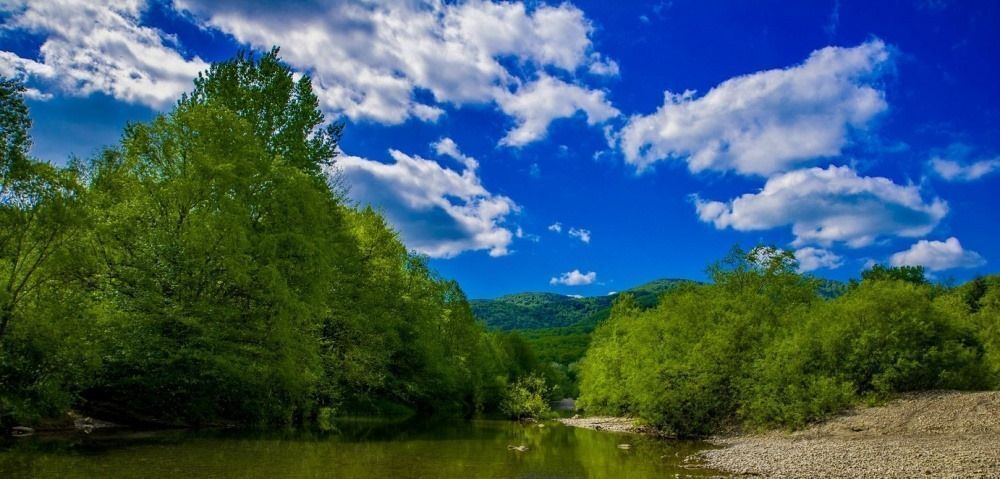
[{"left": 701, "top": 391, "right": 1000, "bottom": 478}]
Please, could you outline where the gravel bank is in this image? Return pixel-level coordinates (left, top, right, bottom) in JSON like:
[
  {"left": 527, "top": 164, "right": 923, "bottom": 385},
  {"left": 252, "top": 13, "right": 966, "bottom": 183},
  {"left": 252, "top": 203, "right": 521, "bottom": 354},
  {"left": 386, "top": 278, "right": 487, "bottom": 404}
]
[
  {"left": 701, "top": 391, "right": 1000, "bottom": 478},
  {"left": 556, "top": 416, "right": 645, "bottom": 434}
]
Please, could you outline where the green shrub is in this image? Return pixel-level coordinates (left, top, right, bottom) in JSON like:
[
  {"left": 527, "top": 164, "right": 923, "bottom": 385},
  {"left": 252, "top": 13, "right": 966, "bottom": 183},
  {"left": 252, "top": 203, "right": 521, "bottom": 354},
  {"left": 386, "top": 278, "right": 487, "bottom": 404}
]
[
  {"left": 577, "top": 249, "right": 993, "bottom": 436},
  {"left": 500, "top": 374, "right": 552, "bottom": 420}
]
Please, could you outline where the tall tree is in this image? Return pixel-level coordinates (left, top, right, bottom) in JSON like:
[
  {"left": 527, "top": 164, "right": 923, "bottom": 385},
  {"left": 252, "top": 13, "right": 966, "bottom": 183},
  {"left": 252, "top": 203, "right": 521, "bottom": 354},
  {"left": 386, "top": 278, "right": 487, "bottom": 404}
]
[
  {"left": 0, "top": 79, "right": 85, "bottom": 340},
  {"left": 182, "top": 48, "right": 343, "bottom": 176}
]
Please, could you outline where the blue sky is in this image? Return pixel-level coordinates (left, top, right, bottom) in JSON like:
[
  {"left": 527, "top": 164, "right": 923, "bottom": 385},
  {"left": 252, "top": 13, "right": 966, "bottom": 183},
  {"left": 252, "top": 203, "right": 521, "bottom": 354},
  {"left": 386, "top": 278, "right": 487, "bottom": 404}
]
[{"left": 1, "top": 0, "right": 998, "bottom": 298}]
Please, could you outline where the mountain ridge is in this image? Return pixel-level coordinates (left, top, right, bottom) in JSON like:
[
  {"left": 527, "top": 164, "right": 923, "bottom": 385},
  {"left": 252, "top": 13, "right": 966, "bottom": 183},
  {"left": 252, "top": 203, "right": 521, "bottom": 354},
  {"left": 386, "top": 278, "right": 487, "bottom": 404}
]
[{"left": 471, "top": 278, "right": 690, "bottom": 331}]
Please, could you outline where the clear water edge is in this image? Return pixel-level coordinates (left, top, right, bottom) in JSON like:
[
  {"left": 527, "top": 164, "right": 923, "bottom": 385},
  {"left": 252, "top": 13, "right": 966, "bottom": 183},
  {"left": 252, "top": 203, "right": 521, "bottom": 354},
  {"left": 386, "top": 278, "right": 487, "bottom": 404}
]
[{"left": 0, "top": 418, "right": 728, "bottom": 478}]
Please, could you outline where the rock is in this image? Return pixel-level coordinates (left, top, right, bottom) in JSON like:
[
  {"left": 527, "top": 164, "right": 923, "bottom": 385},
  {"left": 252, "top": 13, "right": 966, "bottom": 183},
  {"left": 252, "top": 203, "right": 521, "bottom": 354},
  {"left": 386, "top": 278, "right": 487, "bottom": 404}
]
[
  {"left": 507, "top": 444, "right": 529, "bottom": 452},
  {"left": 10, "top": 426, "right": 34, "bottom": 437},
  {"left": 617, "top": 443, "right": 632, "bottom": 450},
  {"left": 70, "top": 412, "right": 120, "bottom": 432}
]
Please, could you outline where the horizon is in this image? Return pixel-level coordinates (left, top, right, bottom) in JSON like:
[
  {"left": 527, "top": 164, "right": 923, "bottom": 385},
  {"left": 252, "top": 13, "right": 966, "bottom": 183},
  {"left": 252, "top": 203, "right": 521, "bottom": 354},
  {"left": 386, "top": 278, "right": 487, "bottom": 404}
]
[{"left": 2, "top": 0, "right": 998, "bottom": 299}]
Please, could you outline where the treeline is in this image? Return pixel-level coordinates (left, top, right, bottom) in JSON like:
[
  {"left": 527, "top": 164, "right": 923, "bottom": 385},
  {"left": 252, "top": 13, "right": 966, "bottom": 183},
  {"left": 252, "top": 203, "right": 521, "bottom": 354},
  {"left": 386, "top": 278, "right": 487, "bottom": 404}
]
[
  {"left": 0, "top": 50, "right": 545, "bottom": 428},
  {"left": 579, "top": 246, "right": 999, "bottom": 437}
]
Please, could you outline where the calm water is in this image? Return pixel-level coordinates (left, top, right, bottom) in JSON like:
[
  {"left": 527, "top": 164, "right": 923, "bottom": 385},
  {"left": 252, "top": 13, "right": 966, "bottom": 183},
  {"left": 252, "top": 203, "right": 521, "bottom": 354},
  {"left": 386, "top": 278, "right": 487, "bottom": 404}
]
[{"left": 0, "top": 419, "right": 725, "bottom": 478}]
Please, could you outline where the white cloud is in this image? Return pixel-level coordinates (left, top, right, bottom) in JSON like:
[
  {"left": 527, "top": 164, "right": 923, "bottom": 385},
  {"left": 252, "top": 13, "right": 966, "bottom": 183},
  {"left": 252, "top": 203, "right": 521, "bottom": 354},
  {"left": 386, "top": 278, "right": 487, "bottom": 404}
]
[
  {"left": 794, "top": 247, "right": 844, "bottom": 272},
  {"left": 334, "top": 141, "right": 517, "bottom": 258},
  {"left": 695, "top": 165, "right": 948, "bottom": 248},
  {"left": 548, "top": 222, "right": 563, "bottom": 233},
  {"left": 568, "top": 227, "right": 592, "bottom": 243},
  {"left": 587, "top": 53, "right": 620, "bottom": 76},
  {"left": 929, "top": 157, "right": 1000, "bottom": 182},
  {"left": 433, "top": 137, "right": 478, "bottom": 170},
  {"left": 618, "top": 40, "right": 890, "bottom": 176},
  {"left": 890, "top": 237, "right": 986, "bottom": 271},
  {"left": 567, "top": 294, "right": 584, "bottom": 298},
  {"left": 497, "top": 75, "right": 618, "bottom": 146},
  {"left": 0, "top": 0, "right": 209, "bottom": 109},
  {"left": 550, "top": 269, "right": 597, "bottom": 286},
  {"left": 174, "top": 0, "right": 618, "bottom": 144},
  {"left": 515, "top": 226, "right": 540, "bottom": 242}
]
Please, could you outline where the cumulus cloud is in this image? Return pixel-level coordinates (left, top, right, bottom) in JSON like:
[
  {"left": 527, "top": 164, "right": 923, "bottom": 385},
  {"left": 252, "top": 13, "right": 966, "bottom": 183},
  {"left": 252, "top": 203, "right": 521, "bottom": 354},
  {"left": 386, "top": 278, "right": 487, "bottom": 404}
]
[
  {"left": 694, "top": 165, "right": 948, "bottom": 248},
  {"left": 173, "top": 0, "right": 618, "bottom": 144},
  {"left": 497, "top": 75, "right": 618, "bottom": 146},
  {"left": 568, "top": 227, "right": 592, "bottom": 243},
  {"left": 0, "top": 0, "right": 209, "bottom": 109},
  {"left": 433, "top": 137, "right": 478, "bottom": 170},
  {"left": 890, "top": 237, "right": 986, "bottom": 271},
  {"left": 548, "top": 222, "right": 563, "bottom": 233},
  {"left": 618, "top": 40, "right": 890, "bottom": 176},
  {"left": 550, "top": 269, "right": 597, "bottom": 286},
  {"left": 334, "top": 142, "right": 517, "bottom": 258},
  {"left": 587, "top": 53, "right": 620, "bottom": 76},
  {"left": 794, "top": 247, "right": 844, "bottom": 272},
  {"left": 929, "top": 157, "right": 1000, "bottom": 182}
]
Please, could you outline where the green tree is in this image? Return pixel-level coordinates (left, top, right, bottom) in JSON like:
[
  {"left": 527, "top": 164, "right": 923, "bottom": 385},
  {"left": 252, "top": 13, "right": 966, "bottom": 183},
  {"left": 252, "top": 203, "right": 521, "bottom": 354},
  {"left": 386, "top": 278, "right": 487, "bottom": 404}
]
[
  {"left": 578, "top": 246, "right": 991, "bottom": 436},
  {"left": 501, "top": 373, "right": 552, "bottom": 420},
  {"left": 861, "top": 264, "right": 928, "bottom": 285},
  {"left": 85, "top": 100, "right": 345, "bottom": 424},
  {"left": 1, "top": 79, "right": 96, "bottom": 426},
  {"left": 182, "top": 48, "right": 343, "bottom": 176}
]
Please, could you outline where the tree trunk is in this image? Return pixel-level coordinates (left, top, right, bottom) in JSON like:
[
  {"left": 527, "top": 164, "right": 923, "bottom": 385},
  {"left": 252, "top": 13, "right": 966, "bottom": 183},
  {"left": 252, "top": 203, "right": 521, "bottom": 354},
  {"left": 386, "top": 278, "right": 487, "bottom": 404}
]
[{"left": 0, "top": 303, "right": 12, "bottom": 339}]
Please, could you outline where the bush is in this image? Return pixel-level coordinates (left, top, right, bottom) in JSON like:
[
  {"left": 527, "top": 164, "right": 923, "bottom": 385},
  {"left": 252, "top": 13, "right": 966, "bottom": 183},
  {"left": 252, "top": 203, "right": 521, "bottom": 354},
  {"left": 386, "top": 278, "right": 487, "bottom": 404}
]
[
  {"left": 577, "top": 248, "right": 993, "bottom": 436},
  {"left": 500, "top": 374, "right": 552, "bottom": 420}
]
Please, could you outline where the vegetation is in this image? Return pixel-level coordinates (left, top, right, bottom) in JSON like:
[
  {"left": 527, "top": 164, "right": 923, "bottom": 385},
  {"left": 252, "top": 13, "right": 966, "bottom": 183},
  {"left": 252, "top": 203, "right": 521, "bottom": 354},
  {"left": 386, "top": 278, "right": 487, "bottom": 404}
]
[
  {"left": 0, "top": 51, "right": 548, "bottom": 428},
  {"left": 472, "top": 293, "right": 611, "bottom": 330},
  {"left": 472, "top": 279, "right": 687, "bottom": 400},
  {"left": 500, "top": 373, "right": 553, "bottom": 420},
  {"left": 1, "top": 51, "right": 995, "bottom": 436},
  {"left": 472, "top": 279, "right": 685, "bottom": 331},
  {"left": 578, "top": 246, "right": 998, "bottom": 437}
]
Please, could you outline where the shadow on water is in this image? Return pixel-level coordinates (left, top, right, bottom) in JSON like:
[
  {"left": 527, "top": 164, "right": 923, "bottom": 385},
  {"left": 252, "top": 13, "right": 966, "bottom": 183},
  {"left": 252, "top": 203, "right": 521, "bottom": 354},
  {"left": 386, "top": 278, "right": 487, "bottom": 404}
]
[{"left": 0, "top": 419, "right": 727, "bottom": 478}]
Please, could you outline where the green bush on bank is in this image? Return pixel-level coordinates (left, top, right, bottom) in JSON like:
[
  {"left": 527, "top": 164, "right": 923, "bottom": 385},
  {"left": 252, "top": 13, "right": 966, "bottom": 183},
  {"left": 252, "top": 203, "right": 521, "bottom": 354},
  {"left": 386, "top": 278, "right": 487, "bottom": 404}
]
[
  {"left": 578, "top": 246, "right": 996, "bottom": 437},
  {"left": 500, "top": 374, "right": 553, "bottom": 420}
]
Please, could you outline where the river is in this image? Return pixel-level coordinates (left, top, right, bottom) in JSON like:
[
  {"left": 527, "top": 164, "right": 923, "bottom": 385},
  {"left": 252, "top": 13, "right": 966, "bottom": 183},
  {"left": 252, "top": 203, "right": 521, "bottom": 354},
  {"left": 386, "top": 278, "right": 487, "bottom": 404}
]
[{"left": 0, "top": 418, "right": 724, "bottom": 478}]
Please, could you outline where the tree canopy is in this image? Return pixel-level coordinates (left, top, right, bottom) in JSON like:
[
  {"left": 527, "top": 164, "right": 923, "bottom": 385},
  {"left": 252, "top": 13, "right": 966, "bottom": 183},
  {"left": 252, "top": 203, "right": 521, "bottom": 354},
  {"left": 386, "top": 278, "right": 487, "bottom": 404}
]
[{"left": 0, "top": 52, "right": 546, "bottom": 428}]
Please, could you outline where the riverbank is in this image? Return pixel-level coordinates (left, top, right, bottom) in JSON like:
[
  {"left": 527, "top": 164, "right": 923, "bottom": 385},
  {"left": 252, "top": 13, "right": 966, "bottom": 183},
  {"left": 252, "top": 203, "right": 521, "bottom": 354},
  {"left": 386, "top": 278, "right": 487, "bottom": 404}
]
[
  {"left": 557, "top": 416, "right": 645, "bottom": 434},
  {"left": 560, "top": 391, "right": 1000, "bottom": 478}
]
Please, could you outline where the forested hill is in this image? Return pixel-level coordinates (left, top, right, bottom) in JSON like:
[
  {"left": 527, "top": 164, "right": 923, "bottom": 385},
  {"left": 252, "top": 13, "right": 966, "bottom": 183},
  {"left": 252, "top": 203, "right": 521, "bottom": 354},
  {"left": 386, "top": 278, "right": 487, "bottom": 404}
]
[{"left": 471, "top": 279, "right": 689, "bottom": 330}]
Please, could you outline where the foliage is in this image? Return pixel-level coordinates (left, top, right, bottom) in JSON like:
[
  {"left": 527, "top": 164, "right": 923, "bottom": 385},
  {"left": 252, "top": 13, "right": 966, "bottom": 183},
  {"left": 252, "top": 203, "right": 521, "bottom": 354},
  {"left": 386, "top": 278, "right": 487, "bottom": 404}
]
[
  {"left": 0, "top": 79, "right": 97, "bottom": 427},
  {"left": 472, "top": 279, "right": 688, "bottom": 398},
  {"left": 0, "top": 52, "right": 546, "bottom": 428},
  {"left": 183, "top": 48, "right": 343, "bottom": 176},
  {"left": 500, "top": 374, "right": 552, "bottom": 420},
  {"left": 471, "top": 279, "right": 685, "bottom": 331},
  {"left": 861, "top": 264, "right": 928, "bottom": 285},
  {"left": 471, "top": 293, "right": 612, "bottom": 330},
  {"left": 942, "top": 275, "right": 1000, "bottom": 387},
  {"left": 578, "top": 247, "right": 993, "bottom": 436}
]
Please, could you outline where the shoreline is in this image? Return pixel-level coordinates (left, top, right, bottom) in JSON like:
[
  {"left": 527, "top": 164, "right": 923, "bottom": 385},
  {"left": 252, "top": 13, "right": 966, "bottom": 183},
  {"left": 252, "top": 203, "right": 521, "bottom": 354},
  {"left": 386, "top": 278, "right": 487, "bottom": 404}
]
[
  {"left": 559, "top": 391, "right": 1000, "bottom": 478},
  {"left": 556, "top": 416, "right": 649, "bottom": 434}
]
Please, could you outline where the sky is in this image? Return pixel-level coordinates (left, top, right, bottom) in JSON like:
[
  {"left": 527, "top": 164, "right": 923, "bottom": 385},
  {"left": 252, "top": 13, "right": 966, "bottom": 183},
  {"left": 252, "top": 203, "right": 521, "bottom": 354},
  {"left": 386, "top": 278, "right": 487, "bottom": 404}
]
[{"left": 1, "top": 0, "right": 998, "bottom": 298}]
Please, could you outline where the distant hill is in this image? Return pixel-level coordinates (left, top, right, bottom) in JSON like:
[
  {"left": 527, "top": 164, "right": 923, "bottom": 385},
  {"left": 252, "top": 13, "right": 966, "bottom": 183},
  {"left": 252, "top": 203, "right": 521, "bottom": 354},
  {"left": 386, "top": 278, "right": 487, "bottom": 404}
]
[
  {"left": 471, "top": 278, "right": 689, "bottom": 331},
  {"left": 475, "top": 277, "right": 851, "bottom": 371}
]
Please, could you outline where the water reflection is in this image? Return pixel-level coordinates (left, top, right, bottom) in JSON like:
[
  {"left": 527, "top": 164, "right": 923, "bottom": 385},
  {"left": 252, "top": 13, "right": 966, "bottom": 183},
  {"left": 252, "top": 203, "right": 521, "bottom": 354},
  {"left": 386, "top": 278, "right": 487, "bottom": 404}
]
[{"left": 0, "top": 419, "right": 725, "bottom": 478}]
